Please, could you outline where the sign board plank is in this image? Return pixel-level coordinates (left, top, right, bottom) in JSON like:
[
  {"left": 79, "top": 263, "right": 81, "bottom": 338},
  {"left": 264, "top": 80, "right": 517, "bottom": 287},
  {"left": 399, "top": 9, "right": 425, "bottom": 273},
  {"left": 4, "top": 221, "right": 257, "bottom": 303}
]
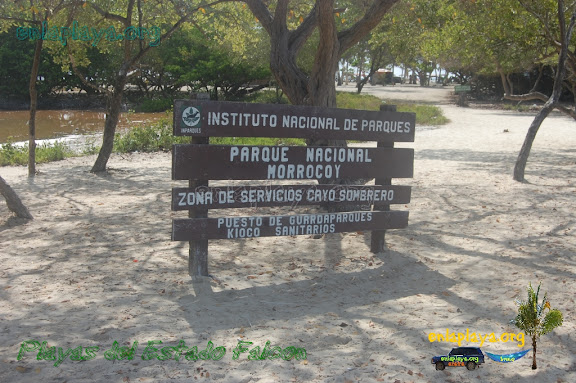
[
  {"left": 172, "top": 210, "right": 409, "bottom": 241},
  {"left": 172, "top": 184, "right": 412, "bottom": 210},
  {"left": 172, "top": 145, "right": 414, "bottom": 181},
  {"left": 454, "top": 85, "right": 471, "bottom": 93},
  {"left": 173, "top": 100, "right": 415, "bottom": 142}
]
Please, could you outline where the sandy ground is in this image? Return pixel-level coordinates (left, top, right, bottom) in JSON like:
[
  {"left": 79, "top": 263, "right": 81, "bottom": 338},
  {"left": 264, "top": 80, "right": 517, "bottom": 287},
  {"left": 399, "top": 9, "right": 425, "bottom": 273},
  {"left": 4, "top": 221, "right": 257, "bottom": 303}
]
[{"left": 1, "top": 84, "right": 575, "bottom": 383}]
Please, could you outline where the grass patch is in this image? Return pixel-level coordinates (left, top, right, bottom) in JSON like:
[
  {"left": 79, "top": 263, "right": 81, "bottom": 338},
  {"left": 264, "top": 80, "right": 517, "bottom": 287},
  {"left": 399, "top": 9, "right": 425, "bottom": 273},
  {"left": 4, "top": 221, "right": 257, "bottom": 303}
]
[
  {"left": 0, "top": 141, "right": 74, "bottom": 166},
  {"left": 113, "top": 117, "right": 305, "bottom": 153},
  {"left": 337, "top": 93, "right": 449, "bottom": 126},
  {"left": 137, "top": 97, "right": 173, "bottom": 113},
  {"left": 113, "top": 118, "right": 186, "bottom": 153},
  {"left": 248, "top": 90, "right": 449, "bottom": 126},
  {"left": 501, "top": 103, "right": 533, "bottom": 112},
  {"left": 396, "top": 103, "right": 450, "bottom": 125},
  {"left": 211, "top": 137, "right": 305, "bottom": 146},
  {"left": 336, "top": 92, "right": 383, "bottom": 110},
  {"left": 247, "top": 89, "right": 290, "bottom": 104}
]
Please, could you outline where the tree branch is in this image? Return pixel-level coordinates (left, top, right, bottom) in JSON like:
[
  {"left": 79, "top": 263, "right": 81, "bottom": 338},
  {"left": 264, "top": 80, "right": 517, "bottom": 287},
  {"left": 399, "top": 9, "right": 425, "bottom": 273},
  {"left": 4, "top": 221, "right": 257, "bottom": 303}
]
[
  {"left": 67, "top": 46, "right": 109, "bottom": 95},
  {"left": 0, "top": 15, "right": 40, "bottom": 24},
  {"left": 89, "top": 2, "right": 129, "bottom": 25},
  {"left": 244, "top": 0, "right": 273, "bottom": 34},
  {"left": 288, "top": 3, "right": 318, "bottom": 53},
  {"left": 338, "top": 0, "right": 399, "bottom": 55}
]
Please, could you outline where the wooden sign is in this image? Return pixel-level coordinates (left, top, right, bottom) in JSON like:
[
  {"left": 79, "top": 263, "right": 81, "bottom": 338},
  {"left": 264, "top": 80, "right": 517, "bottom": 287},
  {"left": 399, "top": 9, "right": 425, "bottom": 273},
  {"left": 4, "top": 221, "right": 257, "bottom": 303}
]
[
  {"left": 172, "top": 184, "right": 412, "bottom": 210},
  {"left": 172, "top": 145, "right": 414, "bottom": 180},
  {"left": 173, "top": 100, "right": 415, "bottom": 142},
  {"left": 171, "top": 100, "right": 416, "bottom": 277},
  {"left": 454, "top": 85, "right": 471, "bottom": 93},
  {"left": 172, "top": 211, "right": 409, "bottom": 241}
]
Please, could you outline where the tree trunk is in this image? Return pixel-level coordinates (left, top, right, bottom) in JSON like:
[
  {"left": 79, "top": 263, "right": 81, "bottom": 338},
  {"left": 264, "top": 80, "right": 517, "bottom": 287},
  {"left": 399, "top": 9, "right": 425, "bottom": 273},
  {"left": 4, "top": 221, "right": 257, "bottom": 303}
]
[
  {"left": 268, "top": 24, "right": 309, "bottom": 104},
  {"left": 0, "top": 175, "right": 33, "bottom": 219},
  {"left": 513, "top": 103, "right": 553, "bottom": 182},
  {"left": 91, "top": 79, "right": 126, "bottom": 173},
  {"left": 532, "top": 335, "right": 537, "bottom": 369},
  {"left": 28, "top": 38, "right": 44, "bottom": 177},
  {"left": 513, "top": 4, "right": 576, "bottom": 182}
]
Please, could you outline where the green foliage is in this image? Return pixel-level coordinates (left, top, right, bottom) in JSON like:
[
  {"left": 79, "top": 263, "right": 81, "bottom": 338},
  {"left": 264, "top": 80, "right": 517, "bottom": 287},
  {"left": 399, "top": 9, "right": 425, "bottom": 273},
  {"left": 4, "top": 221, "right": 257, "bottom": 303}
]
[
  {"left": 336, "top": 92, "right": 382, "bottom": 110},
  {"left": 336, "top": 92, "right": 449, "bottom": 126},
  {"left": 0, "top": 142, "right": 27, "bottom": 166},
  {"left": 0, "top": 27, "right": 71, "bottom": 99},
  {"left": 396, "top": 103, "right": 449, "bottom": 126},
  {"left": 113, "top": 118, "right": 186, "bottom": 153},
  {"left": 248, "top": 89, "right": 290, "bottom": 104},
  {"left": 511, "top": 282, "right": 563, "bottom": 369},
  {"left": 512, "top": 282, "right": 563, "bottom": 337},
  {"left": 211, "top": 137, "right": 305, "bottom": 146},
  {"left": 138, "top": 26, "right": 271, "bottom": 100},
  {"left": 137, "top": 97, "right": 173, "bottom": 113},
  {"left": 501, "top": 104, "right": 532, "bottom": 112},
  {"left": 0, "top": 141, "right": 73, "bottom": 166},
  {"left": 81, "top": 137, "right": 101, "bottom": 155},
  {"left": 112, "top": 117, "right": 306, "bottom": 153}
]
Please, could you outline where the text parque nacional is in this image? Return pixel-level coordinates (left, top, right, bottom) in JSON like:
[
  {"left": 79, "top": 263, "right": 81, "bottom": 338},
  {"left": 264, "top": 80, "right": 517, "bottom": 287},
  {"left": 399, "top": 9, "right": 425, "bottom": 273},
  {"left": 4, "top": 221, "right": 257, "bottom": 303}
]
[{"left": 229, "top": 146, "right": 374, "bottom": 180}]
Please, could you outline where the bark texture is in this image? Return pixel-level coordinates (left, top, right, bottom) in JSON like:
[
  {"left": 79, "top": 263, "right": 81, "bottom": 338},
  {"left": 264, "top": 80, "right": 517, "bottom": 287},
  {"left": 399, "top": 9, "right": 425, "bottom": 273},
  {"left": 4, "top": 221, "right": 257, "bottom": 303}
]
[
  {"left": 28, "top": 38, "right": 43, "bottom": 177},
  {"left": 91, "top": 77, "right": 127, "bottom": 173},
  {"left": 0, "top": 175, "right": 33, "bottom": 219}
]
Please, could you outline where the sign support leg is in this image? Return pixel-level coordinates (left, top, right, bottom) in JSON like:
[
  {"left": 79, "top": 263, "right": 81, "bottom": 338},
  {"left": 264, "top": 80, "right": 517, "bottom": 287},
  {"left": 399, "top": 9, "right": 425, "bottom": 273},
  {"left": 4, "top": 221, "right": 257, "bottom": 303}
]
[
  {"left": 188, "top": 137, "right": 209, "bottom": 277},
  {"left": 371, "top": 104, "right": 396, "bottom": 253}
]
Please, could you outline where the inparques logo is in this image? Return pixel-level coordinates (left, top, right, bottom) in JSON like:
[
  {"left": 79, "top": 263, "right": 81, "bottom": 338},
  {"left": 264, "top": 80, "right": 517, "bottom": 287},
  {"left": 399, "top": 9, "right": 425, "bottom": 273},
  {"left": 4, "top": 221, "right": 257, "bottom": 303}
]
[
  {"left": 16, "top": 20, "right": 161, "bottom": 47},
  {"left": 428, "top": 328, "right": 525, "bottom": 347}
]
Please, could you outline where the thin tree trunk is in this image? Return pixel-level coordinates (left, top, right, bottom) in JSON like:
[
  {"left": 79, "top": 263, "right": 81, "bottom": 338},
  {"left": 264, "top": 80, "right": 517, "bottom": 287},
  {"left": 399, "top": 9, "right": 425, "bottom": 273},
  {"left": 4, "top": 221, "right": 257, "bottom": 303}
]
[
  {"left": 28, "top": 38, "right": 43, "bottom": 177},
  {"left": 91, "top": 82, "right": 126, "bottom": 173},
  {"left": 513, "top": 104, "right": 554, "bottom": 181},
  {"left": 532, "top": 335, "right": 537, "bottom": 369},
  {"left": 0, "top": 175, "right": 33, "bottom": 219},
  {"left": 513, "top": 3, "right": 576, "bottom": 182}
]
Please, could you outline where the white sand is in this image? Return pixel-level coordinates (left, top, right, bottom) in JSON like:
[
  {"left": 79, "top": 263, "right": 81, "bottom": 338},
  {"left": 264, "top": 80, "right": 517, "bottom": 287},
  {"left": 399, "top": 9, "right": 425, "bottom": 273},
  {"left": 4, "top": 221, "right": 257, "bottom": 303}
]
[{"left": 1, "top": 85, "right": 575, "bottom": 382}]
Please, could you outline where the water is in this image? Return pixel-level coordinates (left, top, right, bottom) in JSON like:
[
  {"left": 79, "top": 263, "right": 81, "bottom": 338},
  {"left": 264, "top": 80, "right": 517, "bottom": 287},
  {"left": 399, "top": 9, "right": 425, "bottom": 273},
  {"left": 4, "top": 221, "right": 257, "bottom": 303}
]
[{"left": 0, "top": 110, "right": 166, "bottom": 144}]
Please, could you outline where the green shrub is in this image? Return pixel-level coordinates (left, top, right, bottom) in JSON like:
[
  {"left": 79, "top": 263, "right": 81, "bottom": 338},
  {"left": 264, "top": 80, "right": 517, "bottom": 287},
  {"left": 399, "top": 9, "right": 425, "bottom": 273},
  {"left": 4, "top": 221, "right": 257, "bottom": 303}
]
[
  {"left": 210, "top": 137, "right": 305, "bottom": 146},
  {"left": 36, "top": 141, "right": 73, "bottom": 163},
  {"left": 397, "top": 104, "right": 449, "bottom": 126},
  {"left": 0, "top": 140, "right": 74, "bottom": 166},
  {"left": 248, "top": 89, "right": 290, "bottom": 104},
  {"left": 336, "top": 92, "right": 382, "bottom": 110},
  {"left": 113, "top": 118, "right": 188, "bottom": 153},
  {"left": 138, "top": 98, "right": 173, "bottom": 113},
  {"left": 0, "top": 142, "right": 27, "bottom": 166}
]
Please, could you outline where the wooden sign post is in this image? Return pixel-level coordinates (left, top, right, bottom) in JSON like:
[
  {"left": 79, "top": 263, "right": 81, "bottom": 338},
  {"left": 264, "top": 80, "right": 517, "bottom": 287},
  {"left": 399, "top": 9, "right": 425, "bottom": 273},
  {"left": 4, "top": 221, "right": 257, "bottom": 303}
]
[{"left": 171, "top": 100, "right": 415, "bottom": 277}]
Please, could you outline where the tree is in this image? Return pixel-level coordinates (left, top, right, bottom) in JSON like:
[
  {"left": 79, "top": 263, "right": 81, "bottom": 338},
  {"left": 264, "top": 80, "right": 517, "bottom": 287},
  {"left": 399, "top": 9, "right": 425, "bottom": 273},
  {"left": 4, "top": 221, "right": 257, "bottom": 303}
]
[
  {"left": 0, "top": 0, "right": 75, "bottom": 177},
  {"left": 346, "top": 36, "right": 393, "bottom": 93},
  {"left": 0, "top": 27, "right": 72, "bottom": 99},
  {"left": 511, "top": 282, "right": 563, "bottom": 369},
  {"left": 0, "top": 175, "right": 33, "bottom": 219},
  {"left": 513, "top": 1, "right": 576, "bottom": 181},
  {"left": 139, "top": 26, "right": 270, "bottom": 100},
  {"left": 221, "top": 0, "right": 399, "bottom": 177},
  {"left": 64, "top": 0, "right": 224, "bottom": 172},
  {"left": 240, "top": 0, "right": 400, "bottom": 108}
]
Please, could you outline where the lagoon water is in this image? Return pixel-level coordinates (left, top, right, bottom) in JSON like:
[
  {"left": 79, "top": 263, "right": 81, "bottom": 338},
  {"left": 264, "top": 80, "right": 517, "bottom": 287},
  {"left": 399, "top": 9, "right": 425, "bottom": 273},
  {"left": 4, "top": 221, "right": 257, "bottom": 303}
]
[{"left": 0, "top": 110, "right": 165, "bottom": 144}]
